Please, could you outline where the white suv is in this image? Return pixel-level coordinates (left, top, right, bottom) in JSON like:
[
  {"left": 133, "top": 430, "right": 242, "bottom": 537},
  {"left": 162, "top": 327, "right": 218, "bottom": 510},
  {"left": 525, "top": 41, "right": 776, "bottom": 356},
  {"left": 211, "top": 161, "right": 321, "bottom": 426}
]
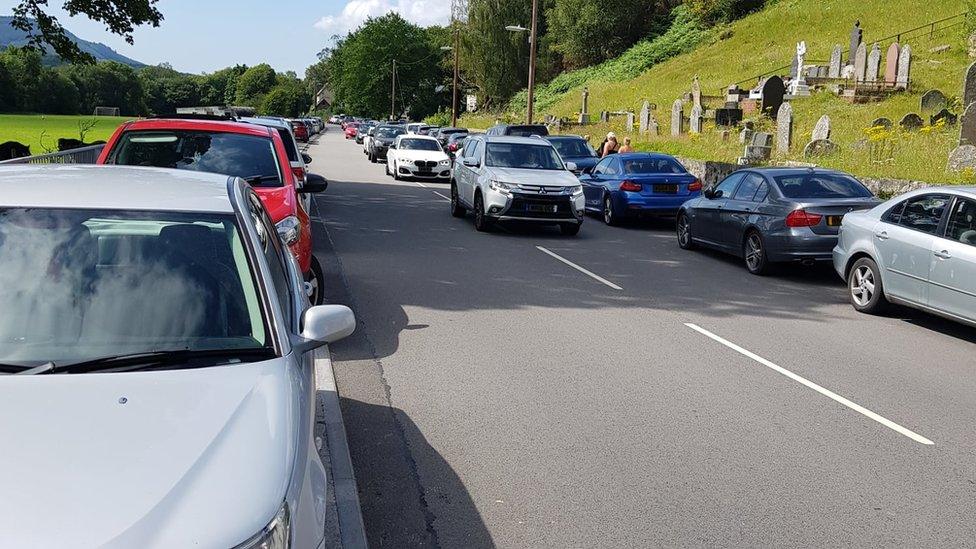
[{"left": 450, "top": 135, "right": 584, "bottom": 235}]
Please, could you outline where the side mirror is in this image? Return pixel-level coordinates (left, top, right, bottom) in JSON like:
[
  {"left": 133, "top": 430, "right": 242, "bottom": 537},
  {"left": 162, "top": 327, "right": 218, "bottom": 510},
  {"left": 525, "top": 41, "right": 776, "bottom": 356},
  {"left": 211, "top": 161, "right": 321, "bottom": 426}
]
[
  {"left": 302, "top": 153, "right": 312, "bottom": 164},
  {"left": 299, "top": 173, "right": 328, "bottom": 194},
  {"left": 565, "top": 162, "right": 578, "bottom": 172},
  {"left": 389, "top": 143, "right": 397, "bottom": 149},
  {"left": 461, "top": 157, "right": 479, "bottom": 168},
  {"left": 292, "top": 305, "right": 356, "bottom": 352}
]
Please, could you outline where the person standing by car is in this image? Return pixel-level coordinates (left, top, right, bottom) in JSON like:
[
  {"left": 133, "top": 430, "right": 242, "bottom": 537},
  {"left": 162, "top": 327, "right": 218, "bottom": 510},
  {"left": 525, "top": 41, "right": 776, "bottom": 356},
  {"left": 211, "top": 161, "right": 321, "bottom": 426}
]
[
  {"left": 618, "top": 137, "right": 635, "bottom": 153},
  {"left": 600, "top": 132, "right": 619, "bottom": 157}
]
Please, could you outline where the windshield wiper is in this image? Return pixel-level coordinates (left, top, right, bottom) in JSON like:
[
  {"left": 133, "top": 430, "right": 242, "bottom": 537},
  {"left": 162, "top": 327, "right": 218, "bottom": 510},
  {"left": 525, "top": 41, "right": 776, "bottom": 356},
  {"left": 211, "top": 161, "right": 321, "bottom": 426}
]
[{"left": 21, "top": 348, "right": 275, "bottom": 375}]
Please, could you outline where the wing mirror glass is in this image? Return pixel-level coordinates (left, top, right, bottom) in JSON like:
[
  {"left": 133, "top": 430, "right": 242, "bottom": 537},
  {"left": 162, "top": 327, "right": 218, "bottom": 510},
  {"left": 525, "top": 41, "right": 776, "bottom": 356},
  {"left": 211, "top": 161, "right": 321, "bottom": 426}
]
[
  {"left": 302, "top": 153, "right": 312, "bottom": 164},
  {"left": 299, "top": 173, "right": 328, "bottom": 194},
  {"left": 292, "top": 305, "right": 356, "bottom": 353},
  {"left": 461, "top": 157, "right": 479, "bottom": 168}
]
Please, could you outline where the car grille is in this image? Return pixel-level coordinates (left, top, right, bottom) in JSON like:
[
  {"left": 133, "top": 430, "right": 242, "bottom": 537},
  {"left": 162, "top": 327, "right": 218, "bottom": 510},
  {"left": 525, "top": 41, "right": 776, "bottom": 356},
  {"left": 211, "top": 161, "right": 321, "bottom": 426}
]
[
  {"left": 414, "top": 160, "right": 438, "bottom": 169},
  {"left": 508, "top": 196, "right": 575, "bottom": 219}
]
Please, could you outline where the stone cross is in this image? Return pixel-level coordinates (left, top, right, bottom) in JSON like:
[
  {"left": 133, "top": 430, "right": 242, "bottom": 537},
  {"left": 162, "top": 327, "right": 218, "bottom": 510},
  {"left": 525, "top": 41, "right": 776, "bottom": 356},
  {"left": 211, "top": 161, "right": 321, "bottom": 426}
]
[
  {"left": 691, "top": 76, "right": 702, "bottom": 109},
  {"left": 964, "top": 61, "right": 976, "bottom": 109},
  {"left": 848, "top": 20, "right": 862, "bottom": 65},
  {"left": 866, "top": 43, "right": 881, "bottom": 83},
  {"left": 639, "top": 101, "right": 650, "bottom": 134},
  {"left": 581, "top": 87, "right": 589, "bottom": 115},
  {"left": 961, "top": 102, "right": 976, "bottom": 146},
  {"left": 884, "top": 43, "right": 900, "bottom": 85},
  {"left": 896, "top": 44, "right": 912, "bottom": 90},
  {"left": 795, "top": 41, "right": 807, "bottom": 80},
  {"left": 853, "top": 42, "right": 867, "bottom": 82},
  {"left": 828, "top": 45, "right": 842, "bottom": 78},
  {"left": 689, "top": 104, "right": 703, "bottom": 133},
  {"left": 776, "top": 102, "right": 793, "bottom": 154},
  {"left": 812, "top": 114, "right": 831, "bottom": 141},
  {"left": 671, "top": 99, "right": 684, "bottom": 137}
]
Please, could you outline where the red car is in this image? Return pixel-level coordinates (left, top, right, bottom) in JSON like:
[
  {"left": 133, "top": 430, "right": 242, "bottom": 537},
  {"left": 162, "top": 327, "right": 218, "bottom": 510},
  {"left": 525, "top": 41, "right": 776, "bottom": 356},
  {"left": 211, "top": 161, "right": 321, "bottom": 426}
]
[
  {"left": 344, "top": 123, "right": 360, "bottom": 140},
  {"left": 97, "top": 118, "right": 326, "bottom": 304},
  {"left": 291, "top": 120, "right": 309, "bottom": 142}
]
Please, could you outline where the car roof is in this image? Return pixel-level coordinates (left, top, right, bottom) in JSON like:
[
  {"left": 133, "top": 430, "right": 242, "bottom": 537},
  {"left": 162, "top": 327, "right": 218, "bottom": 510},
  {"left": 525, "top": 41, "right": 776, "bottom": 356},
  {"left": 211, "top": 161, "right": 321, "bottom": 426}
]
[
  {"left": 122, "top": 118, "right": 274, "bottom": 138},
  {"left": 397, "top": 134, "right": 438, "bottom": 141},
  {"left": 238, "top": 116, "right": 290, "bottom": 130},
  {"left": 0, "top": 165, "right": 235, "bottom": 213},
  {"left": 545, "top": 135, "right": 585, "bottom": 140},
  {"left": 481, "top": 135, "right": 554, "bottom": 145},
  {"left": 741, "top": 166, "right": 854, "bottom": 177},
  {"left": 613, "top": 152, "right": 678, "bottom": 160}
]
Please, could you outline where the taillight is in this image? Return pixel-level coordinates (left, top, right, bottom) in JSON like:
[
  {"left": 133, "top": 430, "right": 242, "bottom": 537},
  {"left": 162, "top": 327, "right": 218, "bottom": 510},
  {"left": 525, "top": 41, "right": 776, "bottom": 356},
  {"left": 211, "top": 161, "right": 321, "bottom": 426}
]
[
  {"left": 688, "top": 179, "right": 703, "bottom": 192},
  {"left": 292, "top": 166, "right": 306, "bottom": 181},
  {"left": 619, "top": 180, "right": 642, "bottom": 192},
  {"left": 785, "top": 209, "right": 823, "bottom": 228}
]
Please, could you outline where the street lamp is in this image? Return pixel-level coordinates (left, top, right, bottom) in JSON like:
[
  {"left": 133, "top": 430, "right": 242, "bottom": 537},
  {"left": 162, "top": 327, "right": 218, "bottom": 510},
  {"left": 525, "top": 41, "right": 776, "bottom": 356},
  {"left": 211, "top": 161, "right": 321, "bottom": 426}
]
[{"left": 504, "top": 0, "right": 539, "bottom": 124}]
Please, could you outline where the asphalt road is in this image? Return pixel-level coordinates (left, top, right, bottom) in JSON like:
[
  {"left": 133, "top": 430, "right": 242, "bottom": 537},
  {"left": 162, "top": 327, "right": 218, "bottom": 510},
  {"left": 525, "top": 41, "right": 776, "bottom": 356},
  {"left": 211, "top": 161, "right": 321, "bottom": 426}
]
[{"left": 308, "top": 129, "right": 976, "bottom": 548}]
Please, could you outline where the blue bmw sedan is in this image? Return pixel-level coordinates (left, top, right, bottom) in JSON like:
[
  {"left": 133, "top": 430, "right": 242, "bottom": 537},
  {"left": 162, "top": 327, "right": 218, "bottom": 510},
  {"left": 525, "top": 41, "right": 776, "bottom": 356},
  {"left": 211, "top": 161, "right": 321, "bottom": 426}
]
[{"left": 579, "top": 152, "right": 701, "bottom": 225}]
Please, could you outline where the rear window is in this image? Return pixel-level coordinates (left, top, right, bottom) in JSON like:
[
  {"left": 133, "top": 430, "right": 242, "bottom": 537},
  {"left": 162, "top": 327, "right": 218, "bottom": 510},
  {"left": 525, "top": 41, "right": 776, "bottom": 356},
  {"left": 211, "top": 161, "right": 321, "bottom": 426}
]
[
  {"left": 276, "top": 128, "right": 298, "bottom": 162},
  {"left": 505, "top": 125, "right": 549, "bottom": 137},
  {"left": 622, "top": 158, "right": 685, "bottom": 174},
  {"left": 107, "top": 130, "right": 283, "bottom": 187},
  {"left": 773, "top": 173, "right": 872, "bottom": 199}
]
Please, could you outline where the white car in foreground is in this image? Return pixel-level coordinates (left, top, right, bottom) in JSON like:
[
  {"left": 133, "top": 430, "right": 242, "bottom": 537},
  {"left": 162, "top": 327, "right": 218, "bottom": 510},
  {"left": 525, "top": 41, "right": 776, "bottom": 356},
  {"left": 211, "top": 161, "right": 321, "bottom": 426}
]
[
  {"left": 0, "top": 165, "right": 355, "bottom": 548},
  {"left": 386, "top": 134, "right": 452, "bottom": 181}
]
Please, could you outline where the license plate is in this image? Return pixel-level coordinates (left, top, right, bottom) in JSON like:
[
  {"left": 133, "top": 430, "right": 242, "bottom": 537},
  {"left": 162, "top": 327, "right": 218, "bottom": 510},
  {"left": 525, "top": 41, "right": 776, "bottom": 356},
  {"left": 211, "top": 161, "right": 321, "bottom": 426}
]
[
  {"left": 827, "top": 216, "right": 842, "bottom": 226},
  {"left": 528, "top": 204, "right": 558, "bottom": 213},
  {"left": 653, "top": 184, "right": 678, "bottom": 194}
]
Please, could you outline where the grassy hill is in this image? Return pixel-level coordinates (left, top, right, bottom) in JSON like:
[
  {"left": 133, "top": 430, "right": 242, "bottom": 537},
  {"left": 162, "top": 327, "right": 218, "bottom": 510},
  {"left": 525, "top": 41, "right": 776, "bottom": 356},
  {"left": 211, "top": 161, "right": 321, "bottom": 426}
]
[
  {"left": 0, "top": 16, "right": 145, "bottom": 67},
  {"left": 463, "top": 0, "right": 974, "bottom": 183}
]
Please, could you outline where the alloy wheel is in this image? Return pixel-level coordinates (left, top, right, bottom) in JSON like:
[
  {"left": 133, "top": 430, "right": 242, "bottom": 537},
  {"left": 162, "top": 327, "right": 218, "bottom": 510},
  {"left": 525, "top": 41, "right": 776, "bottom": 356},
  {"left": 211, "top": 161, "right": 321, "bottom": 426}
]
[
  {"left": 603, "top": 196, "right": 615, "bottom": 225},
  {"left": 850, "top": 265, "right": 875, "bottom": 307},
  {"left": 745, "top": 234, "right": 763, "bottom": 271},
  {"left": 677, "top": 216, "right": 690, "bottom": 247}
]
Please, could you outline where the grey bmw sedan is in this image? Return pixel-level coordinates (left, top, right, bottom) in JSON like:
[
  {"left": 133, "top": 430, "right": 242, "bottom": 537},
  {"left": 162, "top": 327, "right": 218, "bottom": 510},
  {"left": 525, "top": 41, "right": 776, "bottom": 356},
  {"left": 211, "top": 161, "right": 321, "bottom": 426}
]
[{"left": 676, "top": 168, "right": 880, "bottom": 274}]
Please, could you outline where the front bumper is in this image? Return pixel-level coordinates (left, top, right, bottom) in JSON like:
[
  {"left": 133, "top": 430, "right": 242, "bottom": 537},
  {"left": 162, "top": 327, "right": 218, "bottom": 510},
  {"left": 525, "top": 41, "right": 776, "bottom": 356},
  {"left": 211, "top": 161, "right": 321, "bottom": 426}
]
[
  {"left": 764, "top": 228, "right": 840, "bottom": 262},
  {"left": 486, "top": 189, "right": 585, "bottom": 223},
  {"left": 398, "top": 163, "right": 452, "bottom": 179}
]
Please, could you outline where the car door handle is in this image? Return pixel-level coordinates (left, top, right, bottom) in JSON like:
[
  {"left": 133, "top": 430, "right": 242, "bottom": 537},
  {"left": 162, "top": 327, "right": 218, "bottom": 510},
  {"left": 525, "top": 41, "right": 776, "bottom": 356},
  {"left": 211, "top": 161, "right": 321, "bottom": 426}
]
[
  {"left": 874, "top": 231, "right": 889, "bottom": 241},
  {"left": 934, "top": 250, "right": 952, "bottom": 260}
]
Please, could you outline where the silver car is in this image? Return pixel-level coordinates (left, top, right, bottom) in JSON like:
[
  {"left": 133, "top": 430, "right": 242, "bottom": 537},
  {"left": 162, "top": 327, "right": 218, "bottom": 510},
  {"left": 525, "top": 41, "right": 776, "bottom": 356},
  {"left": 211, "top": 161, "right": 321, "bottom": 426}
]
[
  {"left": 833, "top": 187, "right": 976, "bottom": 326},
  {"left": 0, "top": 165, "right": 354, "bottom": 548}
]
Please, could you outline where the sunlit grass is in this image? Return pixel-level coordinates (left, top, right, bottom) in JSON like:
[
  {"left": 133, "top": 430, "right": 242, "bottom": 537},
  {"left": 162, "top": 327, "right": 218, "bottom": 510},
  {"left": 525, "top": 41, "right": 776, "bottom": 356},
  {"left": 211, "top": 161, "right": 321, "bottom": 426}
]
[{"left": 0, "top": 114, "right": 130, "bottom": 153}]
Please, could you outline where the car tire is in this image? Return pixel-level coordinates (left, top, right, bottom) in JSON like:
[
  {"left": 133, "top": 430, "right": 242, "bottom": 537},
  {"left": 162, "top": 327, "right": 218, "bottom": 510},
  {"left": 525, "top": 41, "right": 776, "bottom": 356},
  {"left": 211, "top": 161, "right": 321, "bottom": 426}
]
[
  {"left": 473, "top": 193, "right": 492, "bottom": 232},
  {"left": 676, "top": 212, "right": 696, "bottom": 250},
  {"left": 848, "top": 257, "right": 888, "bottom": 314},
  {"left": 560, "top": 223, "right": 581, "bottom": 236},
  {"left": 306, "top": 255, "right": 325, "bottom": 306},
  {"left": 450, "top": 183, "right": 466, "bottom": 218},
  {"left": 743, "top": 230, "right": 771, "bottom": 275},
  {"left": 385, "top": 162, "right": 392, "bottom": 177},
  {"left": 393, "top": 162, "right": 401, "bottom": 180},
  {"left": 602, "top": 195, "right": 619, "bottom": 226}
]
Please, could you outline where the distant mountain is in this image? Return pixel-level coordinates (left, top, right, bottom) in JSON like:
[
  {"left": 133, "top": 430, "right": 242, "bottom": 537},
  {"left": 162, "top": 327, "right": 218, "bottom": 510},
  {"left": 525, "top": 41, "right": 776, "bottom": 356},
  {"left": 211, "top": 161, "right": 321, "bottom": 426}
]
[{"left": 0, "top": 15, "right": 145, "bottom": 67}]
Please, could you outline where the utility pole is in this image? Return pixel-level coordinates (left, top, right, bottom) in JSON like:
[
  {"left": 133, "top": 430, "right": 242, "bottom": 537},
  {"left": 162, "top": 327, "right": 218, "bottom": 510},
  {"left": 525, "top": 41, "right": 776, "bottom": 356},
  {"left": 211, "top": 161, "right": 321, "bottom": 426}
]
[
  {"left": 449, "top": 0, "right": 467, "bottom": 127},
  {"left": 452, "top": 29, "right": 459, "bottom": 127},
  {"left": 526, "top": 0, "right": 538, "bottom": 124},
  {"left": 390, "top": 59, "right": 396, "bottom": 120}
]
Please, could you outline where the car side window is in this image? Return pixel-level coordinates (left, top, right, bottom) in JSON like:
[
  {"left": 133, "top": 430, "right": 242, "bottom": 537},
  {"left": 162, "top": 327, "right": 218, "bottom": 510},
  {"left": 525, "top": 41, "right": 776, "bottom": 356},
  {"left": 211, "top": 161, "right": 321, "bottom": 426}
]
[
  {"left": 732, "top": 173, "right": 765, "bottom": 201},
  {"left": 754, "top": 181, "right": 769, "bottom": 202},
  {"left": 713, "top": 172, "right": 746, "bottom": 199},
  {"left": 467, "top": 140, "right": 482, "bottom": 164},
  {"left": 897, "top": 194, "right": 951, "bottom": 235},
  {"left": 604, "top": 159, "right": 620, "bottom": 176},
  {"left": 945, "top": 198, "right": 976, "bottom": 246},
  {"left": 247, "top": 193, "right": 294, "bottom": 329},
  {"left": 592, "top": 157, "right": 613, "bottom": 176},
  {"left": 882, "top": 200, "right": 907, "bottom": 224}
]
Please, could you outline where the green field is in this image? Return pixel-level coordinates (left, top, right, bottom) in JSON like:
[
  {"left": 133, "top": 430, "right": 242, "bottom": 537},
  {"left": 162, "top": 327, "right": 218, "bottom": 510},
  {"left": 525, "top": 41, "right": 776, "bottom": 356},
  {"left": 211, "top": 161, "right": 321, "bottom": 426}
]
[{"left": 0, "top": 114, "right": 131, "bottom": 154}]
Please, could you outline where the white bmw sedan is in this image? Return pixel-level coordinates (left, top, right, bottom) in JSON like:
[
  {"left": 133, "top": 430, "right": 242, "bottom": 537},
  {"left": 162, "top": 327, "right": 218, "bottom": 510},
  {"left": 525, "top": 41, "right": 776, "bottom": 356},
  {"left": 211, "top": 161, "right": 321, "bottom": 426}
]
[
  {"left": 385, "top": 134, "right": 452, "bottom": 181},
  {"left": 0, "top": 165, "right": 354, "bottom": 549}
]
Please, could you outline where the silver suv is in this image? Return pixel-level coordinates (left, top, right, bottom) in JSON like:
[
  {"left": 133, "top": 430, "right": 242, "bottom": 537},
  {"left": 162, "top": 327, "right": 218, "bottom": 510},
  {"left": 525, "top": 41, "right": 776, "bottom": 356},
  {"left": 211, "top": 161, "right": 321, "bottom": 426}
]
[{"left": 450, "top": 135, "right": 585, "bottom": 235}]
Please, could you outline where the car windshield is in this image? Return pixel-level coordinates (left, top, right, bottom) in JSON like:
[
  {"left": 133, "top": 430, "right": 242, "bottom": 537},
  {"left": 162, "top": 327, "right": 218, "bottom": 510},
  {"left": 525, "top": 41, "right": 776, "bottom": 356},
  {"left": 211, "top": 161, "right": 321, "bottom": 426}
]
[
  {"left": 107, "top": 130, "right": 283, "bottom": 187},
  {"left": 623, "top": 158, "right": 686, "bottom": 174},
  {"left": 399, "top": 139, "right": 441, "bottom": 151},
  {"left": 376, "top": 127, "right": 404, "bottom": 139},
  {"left": 774, "top": 173, "right": 872, "bottom": 199},
  {"left": 550, "top": 138, "right": 597, "bottom": 158},
  {"left": 486, "top": 143, "right": 564, "bottom": 170},
  {"left": 0, "top": 208, "right": 270, "bottom": 366}
]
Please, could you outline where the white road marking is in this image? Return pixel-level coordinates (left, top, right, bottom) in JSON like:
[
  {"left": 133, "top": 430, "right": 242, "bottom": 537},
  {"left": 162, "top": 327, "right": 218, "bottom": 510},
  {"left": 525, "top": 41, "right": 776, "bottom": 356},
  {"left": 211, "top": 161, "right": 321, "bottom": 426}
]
[
  {"left": 683, "top": 323, "right": 934, "bottom": 446},
  {"left": 432, "top": 191, "right": 451, "bottom": 202},
  {"left": 535, "top": 246, "right": 623, "bottom": 290},
  {"left": 414, "top": 181, "right": 428, "bottom": 188}
]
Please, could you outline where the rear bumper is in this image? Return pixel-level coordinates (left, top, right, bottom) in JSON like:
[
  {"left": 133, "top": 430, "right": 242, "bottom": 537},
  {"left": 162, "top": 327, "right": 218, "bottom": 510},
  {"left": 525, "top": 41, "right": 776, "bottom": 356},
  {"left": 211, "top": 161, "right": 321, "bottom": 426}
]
[
  {"left": 613, "top": 192, "right": 695, "bottom": 217},
  {"left": 764, "top": 229, "right": 839, "bottom": 262}
]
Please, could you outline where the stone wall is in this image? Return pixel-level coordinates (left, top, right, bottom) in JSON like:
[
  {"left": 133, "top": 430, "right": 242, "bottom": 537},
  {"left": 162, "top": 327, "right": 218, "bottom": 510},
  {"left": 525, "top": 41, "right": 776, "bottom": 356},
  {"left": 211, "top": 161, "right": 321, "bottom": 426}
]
[
  {"left": 675, "top": 156, "right": 742, "bottom": 186},
  {"left": 859, "top": 177, "right": 931, "bottom": 198}
]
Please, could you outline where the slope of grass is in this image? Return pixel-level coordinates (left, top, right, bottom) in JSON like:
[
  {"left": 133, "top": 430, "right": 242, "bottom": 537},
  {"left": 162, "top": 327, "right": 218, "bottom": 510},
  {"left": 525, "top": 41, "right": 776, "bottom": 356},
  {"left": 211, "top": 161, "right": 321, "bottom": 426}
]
[{"left": 0, "top": 114, "right": 129, "bottom": 154}]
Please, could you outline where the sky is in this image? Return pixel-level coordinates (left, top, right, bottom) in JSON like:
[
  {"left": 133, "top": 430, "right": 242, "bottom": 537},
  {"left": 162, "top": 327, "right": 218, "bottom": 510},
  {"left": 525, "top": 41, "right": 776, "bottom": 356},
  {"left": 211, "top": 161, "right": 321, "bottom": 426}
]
[{"left": 0, "top": 0, "right": 451, "bottom": 75}]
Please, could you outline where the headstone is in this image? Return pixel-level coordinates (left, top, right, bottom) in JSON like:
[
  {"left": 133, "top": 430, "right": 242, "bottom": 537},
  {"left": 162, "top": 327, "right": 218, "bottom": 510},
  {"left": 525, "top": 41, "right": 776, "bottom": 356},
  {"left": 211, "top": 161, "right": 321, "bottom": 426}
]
[
  {"left": 600, "top": 111, "right": 610, "bottom": 123},
  {"left": 848, "top": 20, "right": 863, "bottom": 65},
  {"left": 884, "top": 43, "right": 900, "bottom": 85},
  {"left": 947, "top": 145, "right": 976, "bottom": 171},
  {"left": 829, "top": 45, "right": 842, "bottom": 78},
  {"left": 581, "top": 87, "right": 589, "bottom": 115},
  {"left": 960, "top": 102, "right": 976, "bottom": 146},
  {"left": 739, "top": 127, "right": 755, "bottom": 144},
  {"left": 626, "top": 111, "right": 635, "bottom": 132},
  {"left": 896, "top": 44, "right": 911, "bottom": 90},
  {"left": 671, "top": 99, "right": 684, "bottom": 137},
  {"left": 899, "top": 113, "right": 924, "bottom": 131},
  {"left": 689, "top": 104, "right": 703, "bottom": 133},
  {"left": 870, "top": 117, "right": 893, "bottom": 129},
  {"left": 842, "top": 64, "right": 856, "bottom": 80},
  {"left": 804, "top": 139, "right": 840, "bottom": 158},
  {"left": 964, "top": 61, "right": 976, "bottom": 109},
  {"left": 865, "top": 43, "right": 881, "bottom": 83},
  {"left": 751, "top": 132, "right": 773, "bottom": 148},
  {"left": 790, "top": 55, "right": 800, "bottom": 81},
  {"left": 578, "top": 113, "right": 591, "bottom": 125},
  {"left": 812, "top": 114, "right": 831, "bottom": 141},
  {"left": 691, "top": 76, "right": 702, "bottom": 109},
  {"left": 742, "top": 145, "right": 771, "bottom": 162},
  {"left": 760, "top": 76, "right": 786, "bottom": 117},
  {"left": 920, "top": 89, "right": 948, "bottom": 114},
  {"left": 930, "top": 108, "right": 957, "bottom": 126},
  {"left": 639, "top": 101, "right": 650, "bottom": 134},
  {"left": 776, "top": 102, "right": 793, "bottom": 154},
  {"left": 853, "top": 42, "right": 867, "bottom": 82},
  {"left": 648, "top": 114, "right": 660, "bottom": 136},
  {"left": 789, "top": 42, "right": 810, "bottom": 96},
  {"left": 715, "top": 108, "right": 743, "bottom": 126},
  {"left": 721, "top": 130, "right": 731, "bottom": 142},
  {"left": 929, "top": 45, "right": 950, "bottom": 55}
]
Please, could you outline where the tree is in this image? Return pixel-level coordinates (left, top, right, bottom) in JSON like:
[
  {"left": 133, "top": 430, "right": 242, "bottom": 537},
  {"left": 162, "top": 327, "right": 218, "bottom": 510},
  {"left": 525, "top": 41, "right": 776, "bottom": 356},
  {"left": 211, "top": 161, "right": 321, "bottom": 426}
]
[
  {"left": 9, "top": 0, "right": 163, "bottom": 64},
  {"left": 684, "top": 0, "right": 766, "bottom": 25},
  {"left": 260, "top": 83, "right": 309, "bottom": 117},
  {"left": 235, "top": 63, "right": 277, "bottom": 105},
  {"left": 461, "top": 0, "right": 534, "bottom": 107},
  {"left": 546, "top": 0, "right": 675, "bottom": 68},
  {"left": 61, "top": 61, "right": 144, "bottom": 115}
]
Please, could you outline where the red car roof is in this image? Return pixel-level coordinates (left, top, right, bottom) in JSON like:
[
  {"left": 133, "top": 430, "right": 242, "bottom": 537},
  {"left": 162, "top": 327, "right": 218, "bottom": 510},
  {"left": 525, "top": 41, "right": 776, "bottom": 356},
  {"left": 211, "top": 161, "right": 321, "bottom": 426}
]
[{"left": 120, "top": 118, "right": 275, "bottom": 138}]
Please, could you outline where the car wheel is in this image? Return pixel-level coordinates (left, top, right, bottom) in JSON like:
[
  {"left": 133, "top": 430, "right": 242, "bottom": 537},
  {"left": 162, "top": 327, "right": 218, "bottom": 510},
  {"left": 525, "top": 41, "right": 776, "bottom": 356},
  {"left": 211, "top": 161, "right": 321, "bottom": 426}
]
[
  {"left": 385, "top": 162, "right": 392, "bottom": 177},
  {"left": 676, "top": 213, "right": 696, "bottom": 250},
  {"left": 743, "top": 231, "right": 770, "bottom": 275},
  {"left": 603, "top": 195, "right": 618, "bottom": 226},
  {"left": 450, "top": 183, "right": 466, "bottom": 217},
  {"left": 393, "top": 162, "right": 401, "bottom": 180},
  {"left": 473, "top": 193, "right": 492, "bottom": 232},
  {"left": 305, "top": 255, "right": 325, "bottom": 306},
  {"left": 848, "top": 257, "right": 888, "bottom": 314},
  {"left": 560, "top": 223, "right": 581, "bottom": 236}
]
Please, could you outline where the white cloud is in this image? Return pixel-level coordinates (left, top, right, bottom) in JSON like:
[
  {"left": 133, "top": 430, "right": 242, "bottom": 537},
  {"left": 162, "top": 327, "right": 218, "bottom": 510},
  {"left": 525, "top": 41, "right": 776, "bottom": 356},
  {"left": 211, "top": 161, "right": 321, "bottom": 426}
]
[{"left": 314, "top": 0, "right": 451, "bottom": 36}]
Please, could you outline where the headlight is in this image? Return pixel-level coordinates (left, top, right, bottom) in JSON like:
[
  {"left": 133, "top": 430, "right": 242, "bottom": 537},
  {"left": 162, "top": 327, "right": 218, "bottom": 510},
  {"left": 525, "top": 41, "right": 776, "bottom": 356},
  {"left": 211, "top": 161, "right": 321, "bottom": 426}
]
[
  {"left": 567, "top": 185, "right": 583, "bottom": 195},
  {"left": 275, "top": 216, "right": 301, "bottom": 246},
  {"left": 489, "top": 180, "right": 518, "bottom": 193},
  {"left": 439, "top": 159, "right": 451, "bottom": 166},
  {"left": 233, "top": 503, "right": 289, "bottom": 549}
]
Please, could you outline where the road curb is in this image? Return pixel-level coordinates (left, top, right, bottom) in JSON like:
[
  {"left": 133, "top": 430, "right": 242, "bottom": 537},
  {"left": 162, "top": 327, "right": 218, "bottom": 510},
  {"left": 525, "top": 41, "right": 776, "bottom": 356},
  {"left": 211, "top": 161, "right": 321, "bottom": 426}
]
[{"left": 315, "top": 347, "right": 368, "bottom": 549}]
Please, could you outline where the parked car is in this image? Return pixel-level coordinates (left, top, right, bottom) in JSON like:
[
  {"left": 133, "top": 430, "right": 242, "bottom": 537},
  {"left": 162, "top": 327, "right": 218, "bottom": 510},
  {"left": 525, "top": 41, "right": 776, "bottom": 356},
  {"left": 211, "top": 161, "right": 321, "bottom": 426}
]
[
  {"left": 676, "top": 167, "right": 879, "bottom": 274},
  {"left": 97, "top": 117, "right": 329, "bottom": 304},
  {"left": 546, "top": 135, "right": 599, "bottom": 175},
  {"left": 240, "top": 116, "right": 316, "bottom": 214},
  {"left": 421, "top": 125, "right": 439, "bottom": 136},
  {"left": 368, "top": 125, "right": 406, "bottom": 162},
  {"left": 579, "top": 153, "right": 701, "bottom": 225},
  {"left": 485, "top": 123, "right": 549, "bottom": 137},
  {"left": 290, "top": 119, "right": 309, "bottom": 142},
  {"left": 833, "top": 187, "right": 976, "bottom": 326},
  {"left": 0, "top": 164, "right": 355, "bottom": 549},
  {"left": 434, "top": 127, "right": 469, "bottom": 147},
  {"left": 406, "top": 123, "right": 424, "bottom": 134},
  {"left": 445, "top": 132, "right": 469, "bottom": 155},
  {"left": 344, "top": 122, "right": 360, "bottom": 140},
  {"left": 362, "top": 125, "right": 377, "bottom": 155},
  {"left": 356, "top": 122, "right": 375, "bottom": 144},
  {"left": 386, "top": 134, "right": 452, "bottom": 181},
  {"left": 451, "top": 135, "right": 584, "bottom": 235}
]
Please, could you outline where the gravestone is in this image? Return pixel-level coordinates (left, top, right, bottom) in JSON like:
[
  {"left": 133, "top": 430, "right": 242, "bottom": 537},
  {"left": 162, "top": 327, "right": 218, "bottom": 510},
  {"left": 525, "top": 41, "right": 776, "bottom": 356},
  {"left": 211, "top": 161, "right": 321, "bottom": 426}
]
[
  {"left": 581, "top": 87, "right": 589, "bottom": 116},
  {"left": 752, "top": 132, "right": 773, "bottom": 148},
  {"left": 920, "top": 90, "right": 948, "bottom": 114},
  {"left": 789, "top": 42, "right": 810, "bottom": 96},
  {"left": 776, "top": 102, "right": 793, "bottom": 154},
  {"left": 804, "top": 139, "right": 840, "bottom": 158},
  {"left": 884, "top": 43, "right": 900, "bottom": 85},
  {"left": 964, "top": 61, "right": 976, "bottom": 109},
  {"left": 870, "top": 117, "right": 893, "bottom": 129},
  {"left": 671, "top": 99, "right": 684, "bottom": 137},
  {"left": 899, "top": 113, "right": 924, "bottom": 131},
  {"left": 828, "top": 45, "right": 842, "bottom": 78},
  {"left": 790, "top": 55, "right": 799, "bottom": 80},
  {"left": 947, "top": 145, "right": 976, "bottom": 171},
  {"left": 691, "top": 76, "right": 702, "bottom": 109},
  {"left": 639, "top": 101, "right": 650, "bottom": 134},
  {"left": 715, "top": 108, "right": 743, "bottom": 126},
  {"left": 578, "top": 113, "right": 590, "bottom": 125},
  {"left": 648, "top": 114, "right": 660, "bottom": 136},
  {"left": 960, "top": 102, "right": 976, "bottom": 146},
  {"left": 739, "top": 120, "right": 755, "bottom": 144},
  {"left": 842, "top": 64, "right": 856, "bottom": 80},
  {"left": 896, "top": 44, "right": 911, "bottom": 90},
  {"left": 689, "top": 104, "right": 704, "bottom": 133},
  {"left": 930, "top": 108, "right": 957, "bottom": 126},
  {"left": 601, "top": 111, "right": 611, "bottom": 123},
  {"left": 853, "top": 42, "right": 867, "bottom": 82},
  {"left": 626, "top": 111, "right": 635, "bottom": 132},
  {"left": 848, "top": 20, "right": 863, "bottom": 65},
  {"left": 741, "top": 132, "right": 773, "bottom": 163},
  {"left": 812, "top": 114, "right": 831, "bottom": 141},
  {"left": 760, "top": 76, "right": 786, "bottom": 117},
  {"left": 866, "top": 43, "right": 881, "bottom": 83}
]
